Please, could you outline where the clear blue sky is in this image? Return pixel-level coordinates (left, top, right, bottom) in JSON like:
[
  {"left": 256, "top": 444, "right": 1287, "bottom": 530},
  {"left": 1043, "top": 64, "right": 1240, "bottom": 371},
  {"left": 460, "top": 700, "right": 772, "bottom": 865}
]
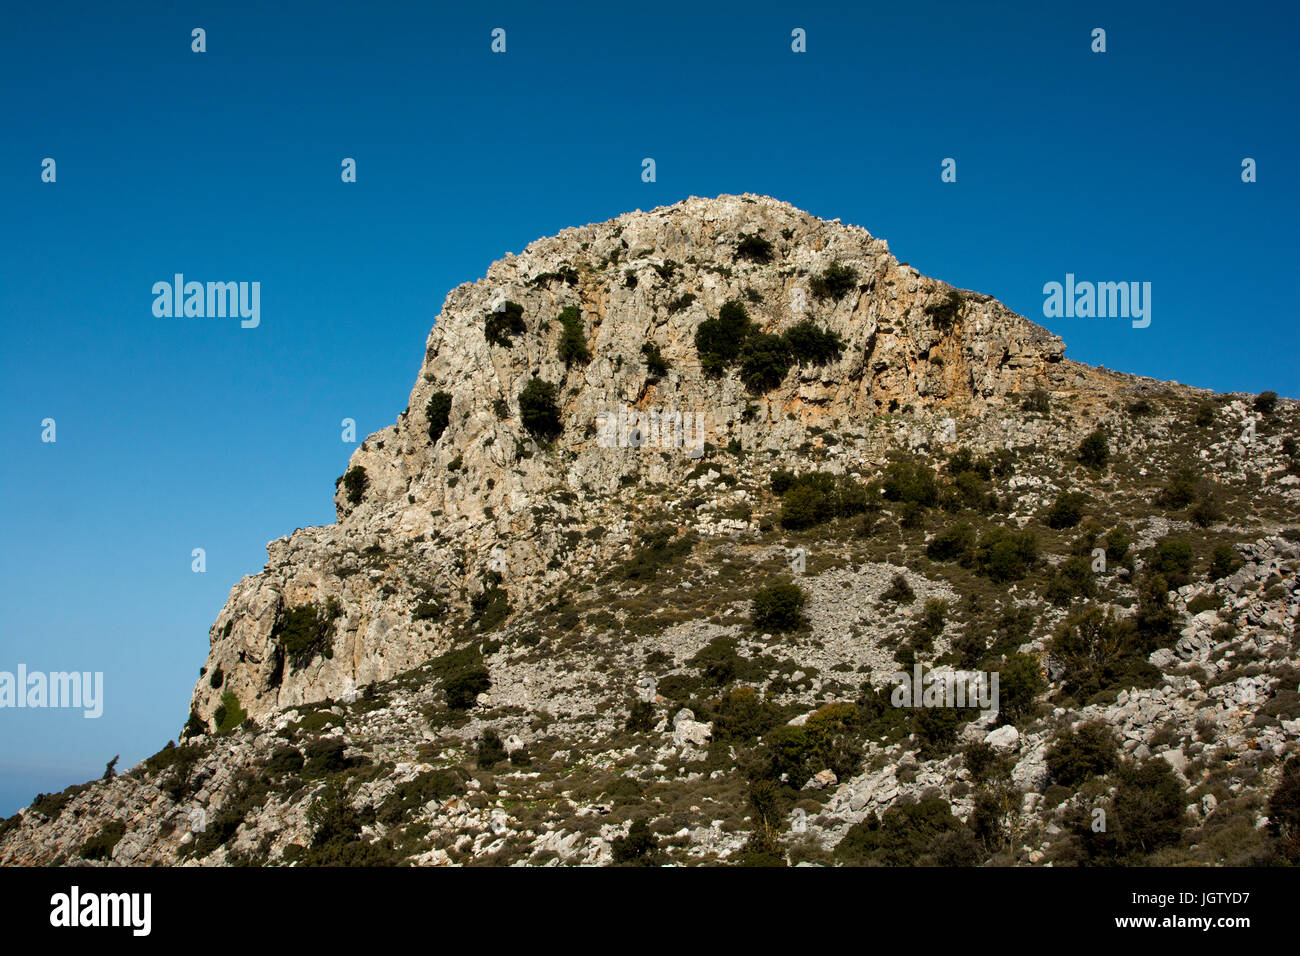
[{"left": 1, "top": 0, "right": 1296, "bottom": 814}]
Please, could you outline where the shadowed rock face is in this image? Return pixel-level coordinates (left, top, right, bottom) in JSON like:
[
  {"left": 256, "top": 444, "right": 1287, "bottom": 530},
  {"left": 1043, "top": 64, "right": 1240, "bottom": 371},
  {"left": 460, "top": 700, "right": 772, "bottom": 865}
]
[{"left": 189, "top": 193, "right": 1109, "bottom": 728}]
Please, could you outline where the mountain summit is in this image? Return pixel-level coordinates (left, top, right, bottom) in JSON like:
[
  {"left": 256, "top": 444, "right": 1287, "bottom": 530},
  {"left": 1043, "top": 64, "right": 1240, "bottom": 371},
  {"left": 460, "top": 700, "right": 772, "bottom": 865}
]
[
  {"left": 191, "top": 194, "right": 1094, "bottom": 725},
  {"left": 4, "top": 195, "right": 1297, "bottom": 868}
]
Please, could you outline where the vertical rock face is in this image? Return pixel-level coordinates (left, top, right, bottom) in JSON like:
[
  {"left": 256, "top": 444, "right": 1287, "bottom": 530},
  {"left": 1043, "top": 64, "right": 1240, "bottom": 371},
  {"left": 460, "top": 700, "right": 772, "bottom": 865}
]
[{"left": 189, "top": 194, "right": 1096, "bottom": 728}]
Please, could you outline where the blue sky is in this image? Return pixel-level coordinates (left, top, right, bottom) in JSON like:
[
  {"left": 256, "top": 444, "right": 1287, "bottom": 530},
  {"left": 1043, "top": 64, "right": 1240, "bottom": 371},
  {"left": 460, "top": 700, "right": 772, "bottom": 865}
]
[{"left": 1, "top": 0, "right": 1296, "bottom": 814}]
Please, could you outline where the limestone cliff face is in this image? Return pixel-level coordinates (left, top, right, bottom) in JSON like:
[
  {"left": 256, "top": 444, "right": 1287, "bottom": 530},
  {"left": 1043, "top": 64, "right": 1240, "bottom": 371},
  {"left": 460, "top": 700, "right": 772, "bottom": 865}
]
[{"left": 189, "top": 194, "right": 1112, "bottom": 728}]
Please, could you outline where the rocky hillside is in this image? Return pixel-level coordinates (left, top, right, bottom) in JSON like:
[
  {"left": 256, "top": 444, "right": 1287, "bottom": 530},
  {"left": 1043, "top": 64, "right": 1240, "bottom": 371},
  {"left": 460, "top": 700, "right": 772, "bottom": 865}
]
[{"left": 3, "top": 194, "right": 1298, "bottom": 867}]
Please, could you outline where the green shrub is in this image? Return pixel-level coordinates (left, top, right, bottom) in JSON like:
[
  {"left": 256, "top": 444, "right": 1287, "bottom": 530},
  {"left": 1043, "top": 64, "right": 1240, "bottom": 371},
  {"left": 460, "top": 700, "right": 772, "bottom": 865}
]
[
  {"left": 1209, "top": 544, "right": 1241, "bottom": 581},
  {"left": 1046, "top": 721, "right": 1118, "bottom": 787},
  {"left": 695, "top": 300, "right": 754, "bottom": 376},
  {"left": 1044, "top": 491, "right": 1088, "bottom": 529},
  {"left": 1150, "top": 537, "right": 1194, "bottom": 588},
  {"left": 80, "top": 820, "right": 127, "bottom": 861},
  {"left": 735, "top": 234, "right": 774, "bottom": 263},
  {"left": 341, "top": 466, "right": 368, "bottom": 505},
  {"left": 625, "top": 699, "right": 656, "bottom": 732},
  {"left": 1267, "top": 765, "right": 1300, "bottom": 863},
  {"left": 213, "top": 691, "right": 246, "bottom": 735},
  {"left": 476, "top": 729, "right": 507, "bottom": 768},
  {"left": 997, "top": 653, "right": 1044, "bottom": 726},
  {"left": 739, "top": 332, "right": 793, "bottom": 393},
  {"left": 518, "top": 378, "right": 563, "bottom": 440},
  {"left": 974, "top": 527, "right": 1038, "bottom": 582},
  {"left": 641, "top": 342, "right": 669, "bottom": 379},
  {"left": 777, "top": 472, "right": 868, "bottom": 529},
  {"left": 425, "top": 391, "right": 452, "bottom": 444},
  {"left": 622, "top": 527, "right": 693, "bottom": 580},
  {"left": 752, "top": 582, "right": 808, "bottom": 634},
  {"left": 783, "top": 320, "right": 844, "bottom": 365},
  {"left": 1127, "top": 397, "right": 1156, "bottom": 418},
  {"left": 1077, "top": 429, "right": 1109, "bottom": 469},
  {"left": 208, "top": 666, "right": 224, "bottom": 689},
  {"left": 611, "top": 818, "right": 661, "bottom": 865},
  {"left": 924, "top": 287, "right": 963, "bottom": 327},
  {"left": 273, "top": 600, "right": 342, "bottom": 671},
  {"left": 1049, "top": 607, "right": 1158, "bottom": 702},
  {"left": 927, "top": 521, "right": 975, "bottom": 562},
  {"left": 1255, "top": 390, "right": 1279, "bottom": 415},
  {"left": 556, "top": 306, "right": 590, "bottom": 365},
  {"left": 1045, "top": 554, "right": 1097, "bottom": 605},
  {"left": 879, "top": 573, "right": 915, "bottom": 604},
  {"left": 471, "top": 585, "right": 511, "bottom": 632},
  {"left": 881, "top": 459, "right": 938, "bottom": 508},
  {"left": 835, "top": 795, "right": 963, "bottom": 866},
  {"left": 1189, "top": 490, "right": 1224, "bottom": 528},
  {"left": 1097, "top": 760, "right": 1190, "bottom": 861},
  {"left": 1104, "top": 525, "right": 1132, "bottom": 563},
  {"left": 666, "top": 292, "right": 697, "bottom": 313},
  {"left": 266, "top": 745, "right": 305, "bottom": 775},
  {"left": 485, "top": 301, "right": 526, "bottom": 346},
  {"left": 1157, "top": 467, "right": 1200, "bottom": 509},
  {"left": 1193, "top": 402, "right": 1216, "bottom": 427},
  {"left": 809, "top": 263, "right": 858, "bottom": 300},
  {"left": 444, "top": 667, "right": 489, "bottom": 710}
]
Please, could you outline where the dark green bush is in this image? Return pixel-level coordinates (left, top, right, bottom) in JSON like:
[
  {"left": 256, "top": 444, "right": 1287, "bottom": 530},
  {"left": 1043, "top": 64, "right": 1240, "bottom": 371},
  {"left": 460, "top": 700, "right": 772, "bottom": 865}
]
[
  {"left": 1045, "top": 555, "right": 1097, "bottom": 605},
  {"left": 879, "top": 573, "right": 915, "bottom": 604},
  {"left": 341, "top": 466, "right": 368, "bottom": 505},
  {"left": 431, "top": 647, "right": 492, "bottom": 710},
  {"left": 997, "top": 652, "right": 1045, "bottom": 726},
  {"left": 641, "top": 342, "right": 669, "bottom": 379},
  {"left": 809, "top": 263, "right": 858, "bottom": 300},
  {"left": 471, "top": 586, "right": 511, "bottom": 632},
  {"left": 80, "top": 820, "right": 127, "bottom": 861},
  {"left": 1046, "top": 721, "right": 1118, "bottom": 787},
  {"left": 1157, "top": 467, "right": 1200, "bottom": 509},
  {"left": 735, "top": 234, "right": 775, "bottom": 263},
  {"left": 927, "top": 522, "right": 975, "bottom": 562},
  {"left": 695, "top": 300, "right": 754, "bottom": 377},
  {"left": 882, "top": 459, "right": 938, "bottom": 508},
  {"left": 622, "top": 527, "right": 694, "bottom": 580},
  {"left": 777, "top": 471, "right": 868, "bottom": 529},
  {"left": 835, "top": 795, "right": 963, "bottom": 866},
  {"left": 1021, "top": 388, "right": 1051, "bottom": 413},
  {"left": 974, "top": 527, "right": 1038, "bottom": 582},
  {"left": 213, "top": 691, "right": 246, "bottom": 735},
  {"left": 1044, "top": 491, "right": 1088, "bottom": 529},
  {"left": 518, "top": 377, "right": 563, "bottom": 440},
  {"left": 1255, "top": 390, "right": 1278, "bottom": 416},
  {"left": 273, "top": 600, "right": 342, "bottom": 671},
  {"left": 611, "top": 818, "right": 661, "bottom": 865},
  {"left": 1209, "top": 544, "right": 1241, "bottom": 581},
  {"left": 1267, "top": 765, "right": 1300, "bottom": 863},
  {"left": 924, "top": 287, "right": 963, "bottom": 327},
  {"left": 1149, "top": 537, "right": 1194, "bottom": 588},
  {"left": 1077, "top": 429, "right": 1109, "bottom": 469},
  {"left": 783, "top": 320, "right": 844, "bottom": 365},
  {"left": 1049, "top": 607, "right": 1159, "bottom": 702},
  {"left": 752, "top": 582, "right": 808, "bottom": 634},
  {"left": 739, "top": 332, "right": 793, "bottom": 393},
  {"left": 485, "top": 301, "right": 526, "bottom": 346},
  {"left": 476, "top": 729, "right": 507, "bottom": 768},
  {"left": 556, "top": 306, "right": 590, "bottom": 365}
]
